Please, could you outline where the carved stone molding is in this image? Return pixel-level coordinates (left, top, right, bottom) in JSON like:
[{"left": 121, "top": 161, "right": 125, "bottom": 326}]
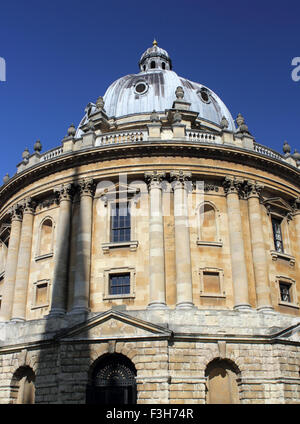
[
  {"left": 292, "top": 197, "right": 300, "bottom": 215},
  {"left": 36, "top": 195, "right": 59, "bottom": 211},
  {"left": 222, "top": 176, "right": 244, "bottom": 198},
  {"left": 144, "top": 171, "right": 166, "bottom": 190},
  {"left": 9, "top": 204, "right": 23, "bottom": 221},
  {"left": 77, "top": 178, "right": 96, "bottom": 197},
  {"left": 54, "top": 183, "right": 74, "bottom": 202},
  {"left": 21, "top": 197, "right": 36, "bottom": 214},
  {"left": 244, "top": 180, "right": 264, "bottom": 199},
  {"left": 170, "top": 170, "right": 192, "bottom": 191}
]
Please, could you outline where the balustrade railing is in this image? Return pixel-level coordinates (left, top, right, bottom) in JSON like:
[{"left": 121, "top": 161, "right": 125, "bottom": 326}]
[
  {"left": 97, "top": 130, "right": 147, "bottom": 145},
  {"left": 186, "top": 130, "right": 221, "bottom": 143},
  {"left": 254, "top": 142, "right": 284, "bottom": 161}
]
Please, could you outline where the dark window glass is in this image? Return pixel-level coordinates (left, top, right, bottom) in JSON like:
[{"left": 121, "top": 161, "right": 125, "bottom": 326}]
[
  {"left": 111, "top": 203, "right": 131, "bottom": 242},
  {"left": 162, "top": 62, "right": 166, "bottom": 70},
  {"left": 272, "top": 217, "right": 284, "bottom": 253},
  {"left": 109, "top": 273, "right": 130, "bottom": 295},
  {"left": 279, "top": 282, "right": 291, "bottom": 303},
  {"left": 150, "top": 61, "right": 156, "bottom": 69},
  {"left": 200, "top": 90, "right": 209, "bottom": 102},
  {"left": 135, "top": 83, "right": 147, "bottom": 94}
]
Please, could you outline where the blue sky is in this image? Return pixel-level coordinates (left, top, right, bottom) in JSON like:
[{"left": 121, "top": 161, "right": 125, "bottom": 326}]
[{"left": 0, "top": 0, "right": 299, "bottom": 179}]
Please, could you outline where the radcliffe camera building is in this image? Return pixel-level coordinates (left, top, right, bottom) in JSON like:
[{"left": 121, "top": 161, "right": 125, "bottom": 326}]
[{"left": 0, "top": 41, "right": 299, "bottom": 404}]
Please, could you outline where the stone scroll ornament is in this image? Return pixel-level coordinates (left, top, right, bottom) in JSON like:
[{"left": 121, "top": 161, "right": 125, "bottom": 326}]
[
  {"left": 53, "top": 183, "right": 75, "bottom": 202},
  {"left": 9, "top": 204, "right": 23, "bottom": 221},
  {"left": 222, "top": 176, "right": 245, "bottom": 198},
  {"left": 77, "top": 178, "right": 96, "bottom": 197},
  {"left": 144, "top": 170, "right": 166, "bottom": 189}
]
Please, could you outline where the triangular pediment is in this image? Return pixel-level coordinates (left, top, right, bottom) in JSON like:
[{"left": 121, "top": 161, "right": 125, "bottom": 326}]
[
  {"left": 56, "top": 309, "right": 172, "bottom": 341},
  {"left": 96, "top": 182, "right": 141, "bottom": 202},
  {"left": 262, "top": 197, "right": 293, "bottom": 215}
]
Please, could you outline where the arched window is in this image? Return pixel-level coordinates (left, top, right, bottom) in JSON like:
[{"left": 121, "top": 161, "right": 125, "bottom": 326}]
[
  {"left": 205, "top": 359, "right": 240, "bottom": 404},
  {"left": 38, "top": 218, "right": 54, "bottom": 257},
  {"left": 202, "top": 204, "right": 217, "bottom": 241},
  {"left": 150, "top": 61, "right": 156, "bottom": 69},
  {"left": 162, "top": 62, "right": 166, "bottom": 70},
  {"left": 197, "top": 202, "right": 221, "bottom": 246},
  {"left": 86, "top": 353, "right": 137, "bottom": 405},
  {"left": 11, "top": 366, "right": 35, "bottom": 404}
]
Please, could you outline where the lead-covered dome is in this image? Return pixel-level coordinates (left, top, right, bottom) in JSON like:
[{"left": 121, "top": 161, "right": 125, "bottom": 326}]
[{"left": 77, "top": 41, "right": 236, "bottom": 133}]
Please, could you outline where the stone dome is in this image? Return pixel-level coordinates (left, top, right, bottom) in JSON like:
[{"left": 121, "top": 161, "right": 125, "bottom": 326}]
[{"left": 76, "top": 41, "right": 236, "bottom": 135}]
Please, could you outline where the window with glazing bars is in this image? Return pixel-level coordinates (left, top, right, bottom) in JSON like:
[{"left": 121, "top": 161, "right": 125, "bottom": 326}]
[
  {"left": 111, "top": 202, "right": 131, "bottom": 242},
  {"left": 109, "top": 273, "right": 130, "bottom": 295},
  {"left": 279, "top": 282, "right": 291, "bottom": 303},
  {"left": 272, "top": 217, "right": 284, "bottom": 253}
]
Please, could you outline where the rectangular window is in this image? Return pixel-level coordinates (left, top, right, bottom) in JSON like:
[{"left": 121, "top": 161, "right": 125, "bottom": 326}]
[
  {"left": 279, "top": 282, "right": 291, "bottom": 303},
  {"left": 35, "top": 282, "right": 48, "bottom": 306},
  {"left": 109, "top": 273, "right": 130, "bottom": 296},
  {"left": 111, "top": 202, "right": 131, "bottom": 242},
  {"left": 203, "top": 271, "right": 221, "bottom": 294},
  {"left": 272, "top": 217, "right": 284, "bottom": 253}
]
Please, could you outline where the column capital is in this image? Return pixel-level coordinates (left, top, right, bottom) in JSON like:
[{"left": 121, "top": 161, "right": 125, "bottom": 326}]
[
  {"left": 170, "top": 170, "right": 192, "bottom": 191},
  {"left": 21, "top": 197, "right": 36, "bottom": 214},
  {"left": 170, "top": 170, "right": 192, "bottom": 182},
  {"left": 77, "top": 178, "right": 96, "bottom": 197},
  {"left": 8, "top": 204, "right": 23, "bottom": 222},
  {"left": 144, "top": 171, "right": 166, "bottom": 190},
  {"left": 244, "top": 180, "right": 264, "bottom": 199},
  {"left": 292, "top": 197, "right": 300, "bottom": 215},
  {"left": 54, "top": 183, "right": 74, "bottom": 202},
  {"left": 222, "top": 176, "right": 244, "bottom": 197}
]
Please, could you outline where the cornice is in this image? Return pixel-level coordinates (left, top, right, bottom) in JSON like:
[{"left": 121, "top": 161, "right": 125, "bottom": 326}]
[{"left": 0, "top": 141, "right": 299, "bottom": 210}]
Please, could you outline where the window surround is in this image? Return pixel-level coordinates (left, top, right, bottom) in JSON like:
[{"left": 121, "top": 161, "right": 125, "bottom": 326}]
[
  {"left": 103, "top": 267, "right": 136, "bottom": 300},
  {"left": 196, "top": 201, "right": 223, "bottom": 248},
  {"left": 199, "top": 267, "right": 225, "bottom": 298},
  {"left": 268, "top": 211, "right": 295, "bottom": 266},
  {"left": 35, "top": 216, "right": 55, "bottom": 261},
  {"left": 100, "top": 184, "right": 139, "bottom": 253},
  {"left": 276, "top": 275, "right": 299, "bottom": 309},
  {"left": 31, "top": 279, "right": 51, "bottom": 310}
]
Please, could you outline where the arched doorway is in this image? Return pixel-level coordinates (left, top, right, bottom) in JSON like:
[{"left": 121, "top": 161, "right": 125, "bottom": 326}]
[
  {"left": 205, "top": 359, "right": 240, "bottom": 404},
  {"left": 11, "top": 366, "right": 35, "bottom": 404},
  {"left": 86, "top": 353, "right": 137, "bottom": 404}
]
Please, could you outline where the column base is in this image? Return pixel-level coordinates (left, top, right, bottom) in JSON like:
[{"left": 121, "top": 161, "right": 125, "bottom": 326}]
[
  {"left": 233, "top": 303, "right": 252, "bottom": 312},
  {"left": 176, "top": 301, "right": 195, "bottom": 310},
  {"left": 257, "top": 306, "right": 275, "bottom": 314},
  {"left": 10, "top": 317, "right": 25, "bottom": 322},
  {"left": 68, "top": 307, "right": 90, "bottom": 316},
  {"left": 48, "top": 308, "right": 66, "bottom": 318},
  {"left": 147, "top": 302, "right": 168, "bottom": 310}
]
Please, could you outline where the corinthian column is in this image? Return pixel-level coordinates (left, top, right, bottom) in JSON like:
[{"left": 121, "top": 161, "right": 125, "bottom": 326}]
[
  {"left": 293, "top": 198, "right": 300, "bottom": 265},
  {"left": 223, "top": 177, "right": 251, "bottom": 311},
  {"left": 171, "top": 170, "right": 194, "bottom": 309},
  {"left": 246, "top": 181, "right": 273, "bottom": 312},
  {"left": 145, "top": 171, "right": 167, "bottom": 308},
  {"left": 0, "top": 205, "right": 22, "bottom": 321},
  {"left": 11, "top": 198, "right": 35, "bottom": 321},
  {"left": 49, "top": 183, "right": 74, "bottom": 317},
  {"left": 70, "top": 178, "right": 95, "bottom": 315}
]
